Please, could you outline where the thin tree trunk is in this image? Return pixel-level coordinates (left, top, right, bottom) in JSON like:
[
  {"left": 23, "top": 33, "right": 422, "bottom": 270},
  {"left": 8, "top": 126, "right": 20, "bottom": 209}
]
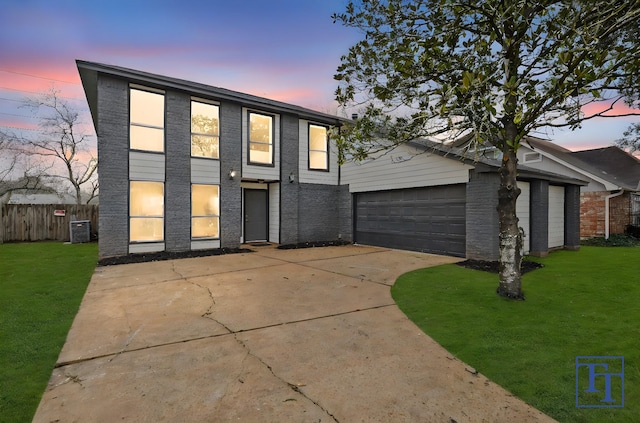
[{"left": 497, "top": 148, "right": 524, "bottom": 299}]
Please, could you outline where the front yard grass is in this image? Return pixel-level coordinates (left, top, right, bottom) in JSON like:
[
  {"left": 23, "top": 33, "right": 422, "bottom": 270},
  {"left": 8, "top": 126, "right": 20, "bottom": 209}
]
[
  {"left": 0, "top": 242, "right": 97, "bottom": 423},
  {"left": 392, "top": 246, "right": 639, "bottom": 423}
]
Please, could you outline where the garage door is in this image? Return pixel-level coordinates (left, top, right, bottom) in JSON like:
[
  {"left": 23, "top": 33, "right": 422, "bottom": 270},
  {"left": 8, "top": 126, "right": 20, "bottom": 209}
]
[
  {"left": 354, "top": 184, "right": 466, "bottom": 257},
  {"left": 548, "top": 185, "right": 565, "bottom": 248}
]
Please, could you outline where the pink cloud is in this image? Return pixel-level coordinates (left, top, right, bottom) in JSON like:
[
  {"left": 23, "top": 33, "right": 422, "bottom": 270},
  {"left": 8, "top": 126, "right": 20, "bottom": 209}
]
[{"left": 581, "top": 99, "right": 640, "bottom": 118}]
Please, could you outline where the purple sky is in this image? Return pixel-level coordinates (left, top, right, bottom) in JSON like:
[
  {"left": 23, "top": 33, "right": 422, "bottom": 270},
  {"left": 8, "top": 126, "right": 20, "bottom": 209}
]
[{"left": 1, "top": 0, "right": 638, "bottom": 152}]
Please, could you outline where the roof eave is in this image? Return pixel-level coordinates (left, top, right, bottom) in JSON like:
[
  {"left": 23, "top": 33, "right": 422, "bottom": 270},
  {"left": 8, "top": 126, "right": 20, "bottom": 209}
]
[{"left": 76, "top": 60, "right": 346, "bottom": 126}]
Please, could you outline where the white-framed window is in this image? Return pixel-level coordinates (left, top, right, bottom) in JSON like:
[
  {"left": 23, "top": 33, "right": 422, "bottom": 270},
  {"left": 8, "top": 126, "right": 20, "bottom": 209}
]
[
  {"left": 130, "top": 181, "right": 164, "bottom": 242},
  {"left": 248, "top": 111, "right": 274, "bottom": 165},
  {"left": 191, "top": 100, "right": 219, "bottom": 159},
  {"left": 523, "top": 152, "right": 542, "bottom": 163},
  {"left": 192, "top": 184, "right": 220, "bottom": 238},
  {"left": 309, "top": 124, "right": 329, "bottom": 171},
  {"left": 129, "top": 87, "right": 165, "bottom": 152}
]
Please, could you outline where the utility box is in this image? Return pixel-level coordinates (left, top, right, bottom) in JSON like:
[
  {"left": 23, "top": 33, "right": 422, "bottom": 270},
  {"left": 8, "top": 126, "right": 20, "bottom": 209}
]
[{"left": 70, "top": 220, "right": 91, "bottom": 244}]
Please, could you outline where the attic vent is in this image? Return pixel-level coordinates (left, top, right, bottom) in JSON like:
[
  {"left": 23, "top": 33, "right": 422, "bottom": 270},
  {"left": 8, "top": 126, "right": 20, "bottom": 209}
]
[
  {"left": 523, "top": 152, "right": 542, "bottom": 163},
  {"left": 70, "top": 220, "right": 91, "bottom": 243}
]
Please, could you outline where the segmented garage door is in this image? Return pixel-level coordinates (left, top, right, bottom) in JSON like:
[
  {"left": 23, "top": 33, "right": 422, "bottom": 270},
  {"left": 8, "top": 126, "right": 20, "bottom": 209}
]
[{"left": 354, "top": 184, "right": 466, "bottom": 257}]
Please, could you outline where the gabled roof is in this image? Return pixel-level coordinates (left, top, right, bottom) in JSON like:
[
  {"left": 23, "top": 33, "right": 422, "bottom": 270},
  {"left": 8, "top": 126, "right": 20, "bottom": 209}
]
[
  {"left": 408, "top": 138, "right": 589, "bottom": 186},
  {"left": 571, "top": 146, "right": 640, "bottom": 191},
  {"left": 76, "top": 60, "right": 346, "bottom": 130},
  {"left": 526, "top": 138, "right": 640, "bottom": 191}
]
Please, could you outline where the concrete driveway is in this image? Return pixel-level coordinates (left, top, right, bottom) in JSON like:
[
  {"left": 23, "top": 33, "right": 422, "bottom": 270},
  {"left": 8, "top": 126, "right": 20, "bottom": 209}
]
[{"left": 33, "top": 245, "right": 554, "bottom": 422}]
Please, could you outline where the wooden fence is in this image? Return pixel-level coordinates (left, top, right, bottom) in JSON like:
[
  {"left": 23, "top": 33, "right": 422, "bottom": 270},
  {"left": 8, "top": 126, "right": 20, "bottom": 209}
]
[{"left": 0, "top": 204, "right": 99, "bottom": 243}]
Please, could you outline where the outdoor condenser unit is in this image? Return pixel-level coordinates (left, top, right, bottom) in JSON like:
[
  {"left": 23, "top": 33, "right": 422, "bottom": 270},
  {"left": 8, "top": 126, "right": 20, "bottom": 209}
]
[{"left": 70, "top": 220, "right": 91, "bottom": 244}]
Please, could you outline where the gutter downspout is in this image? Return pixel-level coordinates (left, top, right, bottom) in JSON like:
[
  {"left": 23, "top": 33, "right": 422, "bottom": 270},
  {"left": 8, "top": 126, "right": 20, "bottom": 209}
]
[{"left": 605, "top": 189, "right": 624, "bottom": 239}]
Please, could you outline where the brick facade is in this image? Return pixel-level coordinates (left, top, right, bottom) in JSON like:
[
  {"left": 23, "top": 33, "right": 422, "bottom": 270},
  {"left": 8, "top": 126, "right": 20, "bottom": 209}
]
[
  {"left": 89, "top": 67, "right": 346, "bottom": 259},
  {"left": 580, "top": 191, "right": 631, "bottom": 238}
]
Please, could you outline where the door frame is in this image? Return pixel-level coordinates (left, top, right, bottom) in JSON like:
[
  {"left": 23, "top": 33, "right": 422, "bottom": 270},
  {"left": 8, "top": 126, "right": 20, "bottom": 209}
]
[{"left": 243, "top": 188, "right": 269, "bottom": 242}]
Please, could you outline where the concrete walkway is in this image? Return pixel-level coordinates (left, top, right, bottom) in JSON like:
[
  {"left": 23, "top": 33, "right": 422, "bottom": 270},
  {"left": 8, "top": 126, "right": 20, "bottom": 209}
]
[{"left": 33, "top": 245, "right": 555, "bottom": 422}]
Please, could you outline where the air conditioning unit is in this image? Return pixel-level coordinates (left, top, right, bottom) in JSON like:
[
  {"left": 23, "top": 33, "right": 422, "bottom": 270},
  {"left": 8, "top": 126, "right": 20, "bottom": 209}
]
[{"left": 70, "top": 220, "right": 91, "bottom": 243}]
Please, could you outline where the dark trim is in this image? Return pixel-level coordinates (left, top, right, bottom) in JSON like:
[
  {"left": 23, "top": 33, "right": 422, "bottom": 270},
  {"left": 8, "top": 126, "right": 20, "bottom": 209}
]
[
  {"left": 128, "top": 180, "right": 166, "bottom": 245},
  {"left": 307, "top": 122, "right": 330, "bottom": 172},
  {"left": 247, "top": 110, "right": 276, "bottom": 167},
  {"left": 129, "top": 85, "right": 166, "bottom": 154},
  {"left": 190, "top": 182, "right": 221, "bottom": 240},
  {"left": 190, "top": 99, "right": 221, "bottom": 160}
]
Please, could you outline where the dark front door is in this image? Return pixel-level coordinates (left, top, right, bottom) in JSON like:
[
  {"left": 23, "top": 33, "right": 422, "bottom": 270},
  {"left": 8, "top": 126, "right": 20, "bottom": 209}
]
[{"left": 244, "top": 189, "right": 268, "bottom": 242}]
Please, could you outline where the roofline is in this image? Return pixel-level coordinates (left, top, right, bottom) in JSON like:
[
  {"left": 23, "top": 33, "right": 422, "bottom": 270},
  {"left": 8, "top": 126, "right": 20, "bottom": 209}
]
[
  {"left": 526, "top": 141, "right": 623, "bottom": 190},
  {"left": 407, "top": 139, "right": 588, "bottom": 186},
  {"left": 76, "top": 60, "right": 347, "bottom": 126}
]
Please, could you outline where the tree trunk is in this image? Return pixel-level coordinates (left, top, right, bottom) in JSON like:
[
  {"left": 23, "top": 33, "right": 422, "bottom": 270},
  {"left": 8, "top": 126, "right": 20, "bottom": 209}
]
[{"left": 496, "top": 148, "right": 524, "bottom": 300}]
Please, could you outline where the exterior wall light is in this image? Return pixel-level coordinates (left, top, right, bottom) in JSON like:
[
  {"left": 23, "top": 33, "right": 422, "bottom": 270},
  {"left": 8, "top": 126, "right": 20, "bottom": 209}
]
[
  {"left": 228, "top": 169, "right": 237, "bottom": 180},
  {"left": 289, "top": 172, "right": 295, "bottom": 183}
]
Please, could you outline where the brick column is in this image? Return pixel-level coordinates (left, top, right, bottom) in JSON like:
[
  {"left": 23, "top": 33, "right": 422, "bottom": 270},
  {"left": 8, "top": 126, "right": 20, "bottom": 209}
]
[{"left": 529, "top": 179, "right": 549, "bottom": 257}]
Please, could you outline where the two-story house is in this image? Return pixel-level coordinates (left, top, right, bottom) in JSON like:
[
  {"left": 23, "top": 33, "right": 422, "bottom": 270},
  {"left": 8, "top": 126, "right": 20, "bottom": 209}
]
[
  {"left": 77, "top": 61, "right": 351, "bottom": 259},
  {"left": 79, "top": 61, "right": 586, "bottom": 262}
]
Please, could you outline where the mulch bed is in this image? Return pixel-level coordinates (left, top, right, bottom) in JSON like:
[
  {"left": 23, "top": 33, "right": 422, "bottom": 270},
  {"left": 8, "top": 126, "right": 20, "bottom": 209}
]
[
  {"left": 277, "top": 240, "right": 352, "bottom": 250},
  {"left": 456, "top": 259, "right": 544, "bottom": 274},
  {"left": 98, "top": 247, "right": 253, "bottom": 266}
]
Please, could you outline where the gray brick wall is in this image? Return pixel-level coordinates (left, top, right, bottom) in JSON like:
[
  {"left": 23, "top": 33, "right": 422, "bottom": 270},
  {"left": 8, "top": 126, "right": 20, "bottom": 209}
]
[
  {"left": 298, "top": 184, "right": 342, "bottom": 242},
  {"left": 219, "top": 100, "right": 242, "bottom": 248},
  {"left": 96, "top": 75, "right": 129, "bottom": 259},
  {"left": 279, "top": 114, "right": 300, "bottom": 244},
  {"left": 338, "top": 184, "right": 353, "bottom": 242},
  {"left": 529, "top": 179, "right": 549, "bottom": 256},
  {"left": 164, "top": 90, "right": 191, "bottom": 252},
  {"left": 465, "top": 170, "right": 500, "bottom": 260},
  {"left": 564, "top": 184, "right": 581, "bottom": 250}
]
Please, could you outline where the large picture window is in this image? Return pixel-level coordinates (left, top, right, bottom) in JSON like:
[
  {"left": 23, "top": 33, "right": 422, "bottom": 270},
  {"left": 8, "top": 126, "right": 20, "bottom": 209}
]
[
  {"left": 192, "top": 184, "right": 220, "bottom": 238},
  {"left": 191, "top": 101, "right": 219, "bottom": 158},
  {"left": 309, "top": 124, "right": 329, "bottom": 170},
  {"left": 130, "top": 181, "right": 164, "bottom": 242},
  {"left": 130, "top": 88, "right": 165, "bottom": 152},
  {"left": 248, "top": 112, "right": 273, "bottom": 165}
]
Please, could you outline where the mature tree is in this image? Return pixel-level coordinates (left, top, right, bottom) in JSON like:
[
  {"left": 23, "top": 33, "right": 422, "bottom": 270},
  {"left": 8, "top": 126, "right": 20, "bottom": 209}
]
[
  {"left": 616, "top": 124, "right": 640, "bottom": 154},
  {"left": 333, "top": 0, "right": 640, "bottom": 299},
  {"left": 616, "top": 23, "right": 640, "bottom": 155},
  {"left": 0, "top": 132, "right": 44, "bottom": 199},
  {"left": 3, "top": 88, "right": 98, "bottom": 204}
]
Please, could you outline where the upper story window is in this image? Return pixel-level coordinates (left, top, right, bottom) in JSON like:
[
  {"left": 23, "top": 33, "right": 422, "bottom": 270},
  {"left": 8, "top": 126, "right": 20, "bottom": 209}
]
[
  {"left": 130, "top": 181, "right": 164, "bottom": 242},
  {"left": 248, "top": 112, "right": 273, "bottom": 165},
  {"left": 191, "top": 100, "right": 219, "bottom": 159},
  {"left": 129, "top": 87, "right": 165, "bottom": 152},
  {"left": 309, "top": 124, "right": 329, "bottom": 171}
]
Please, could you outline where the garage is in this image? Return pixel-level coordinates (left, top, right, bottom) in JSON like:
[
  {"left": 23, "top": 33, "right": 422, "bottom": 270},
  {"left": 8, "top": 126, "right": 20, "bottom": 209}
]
[{"left": 354, "top": 184, "right": 466, "bottom": 257}]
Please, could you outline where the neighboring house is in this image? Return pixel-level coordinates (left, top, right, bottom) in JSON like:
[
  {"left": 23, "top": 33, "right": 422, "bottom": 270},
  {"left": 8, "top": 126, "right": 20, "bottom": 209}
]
[
  {"left": 517, "top": 138, "right": 640, "bottom": 238},
  {"left": 77, "top": 61, "right": 350, "bottom": 259},
  {"left": 77, "top": 61, "right": 585, "bottom": 261},
  {"left": 1, "top": 190, "right": 76, "bottom": 205}
]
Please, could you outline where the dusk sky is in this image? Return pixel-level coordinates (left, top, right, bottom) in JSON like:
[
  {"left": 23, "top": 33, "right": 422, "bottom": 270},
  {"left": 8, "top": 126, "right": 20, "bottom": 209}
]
[{"left": 1, "top": 0, "right": 638, "bottom": 152}]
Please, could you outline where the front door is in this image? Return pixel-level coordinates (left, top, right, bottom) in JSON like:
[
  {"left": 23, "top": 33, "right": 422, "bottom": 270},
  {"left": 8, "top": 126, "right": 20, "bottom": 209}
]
[{"left": 244, "top": 189, "right": 268, "bottom": 242}]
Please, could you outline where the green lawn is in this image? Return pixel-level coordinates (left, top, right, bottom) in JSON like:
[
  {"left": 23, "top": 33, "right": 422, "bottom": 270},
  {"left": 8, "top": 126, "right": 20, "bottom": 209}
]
[
  {"left": 0, "top": 242, "right": 97, "bottom": 423},
  {"left": 392, "top": 246, "right": 639, "bottom": 423}
]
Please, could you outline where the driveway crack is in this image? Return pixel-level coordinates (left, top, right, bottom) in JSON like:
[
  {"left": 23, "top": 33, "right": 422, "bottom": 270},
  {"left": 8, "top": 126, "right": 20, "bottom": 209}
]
[
  {"left": 234, "top": 337, "right": 340, "bottom": 423},
  {"left": 171, "top": 263, "right": 235, "bottom": 334}
]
